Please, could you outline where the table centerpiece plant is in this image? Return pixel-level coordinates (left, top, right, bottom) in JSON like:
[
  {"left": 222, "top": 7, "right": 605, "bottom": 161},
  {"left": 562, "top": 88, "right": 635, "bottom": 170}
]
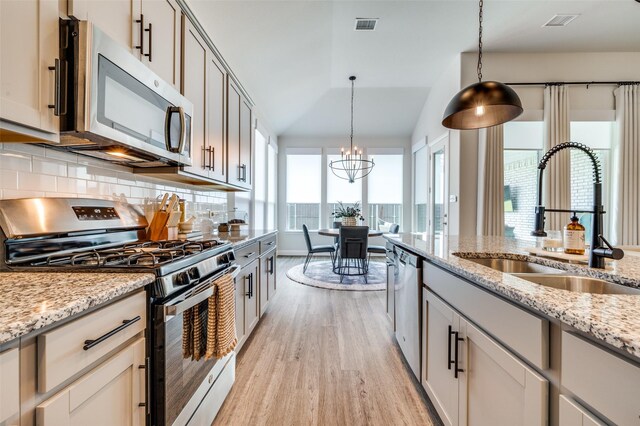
[{"left": 332, "top": 201, "right": 364, "bottom": 226}]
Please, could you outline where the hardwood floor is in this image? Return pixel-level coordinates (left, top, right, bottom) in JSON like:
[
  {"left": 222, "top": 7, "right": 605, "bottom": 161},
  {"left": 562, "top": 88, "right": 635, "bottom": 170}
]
[{"left": 213, "top": 256, "right": 440, "bottom": 426}]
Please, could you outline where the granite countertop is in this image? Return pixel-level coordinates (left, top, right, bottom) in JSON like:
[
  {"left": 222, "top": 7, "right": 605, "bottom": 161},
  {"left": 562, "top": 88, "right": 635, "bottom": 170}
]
[
  {"left": 214, "top": 229, "right": 277, "bottom": 248},
  {"left": 384, "top": 234, "right": 640, "bottom": 359},
  {"left": 0, "top": 272, "right": 155, "bottom": 345}
]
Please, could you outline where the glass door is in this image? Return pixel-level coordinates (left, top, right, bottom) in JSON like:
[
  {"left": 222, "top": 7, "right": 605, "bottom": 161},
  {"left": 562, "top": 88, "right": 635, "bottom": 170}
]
[{"left": 429, "top": 135, "right": 449, "bottom": 240}]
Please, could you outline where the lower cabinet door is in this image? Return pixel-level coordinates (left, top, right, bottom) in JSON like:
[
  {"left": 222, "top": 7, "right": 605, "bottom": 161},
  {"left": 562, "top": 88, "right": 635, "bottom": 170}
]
[
  {"left": 36, "top": 338, "right": 146, "bottom": 426},
  {"left": 259, "top": 255, "right": 269, "bottom": 316},
  {"left": 235, "top": 271, "right": 247, "bottom": 347},
  {"left": 424, "top": 291, "right": 459, "bottom": 426},
  {"left": 458, "top": 318, "right": 548, "bottom": 426},
  {"left": 244, "top": 260, "right": 260, "bottom": 334},
  {"left": 559, "top": 395, "right": 606, "bottom": 426},
  {"left": 268, "top": 252, "right": 277, "bottom": 300}
]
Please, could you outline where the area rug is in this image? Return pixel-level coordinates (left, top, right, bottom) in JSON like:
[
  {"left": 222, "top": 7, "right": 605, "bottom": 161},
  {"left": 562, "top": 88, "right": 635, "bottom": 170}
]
[{"left": 286, "top": 260, "right": 386, "bottom": 291}]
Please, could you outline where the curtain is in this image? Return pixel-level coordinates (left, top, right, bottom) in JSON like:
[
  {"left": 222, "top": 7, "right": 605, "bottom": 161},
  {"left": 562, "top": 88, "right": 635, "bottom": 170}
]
[
  {"left": 543, "top": 85, "right": 571, "bottom": 231},
  {"left": 612, "top": 84, "right": 640, "bottom": 245},
  {"left": 477, "top": 125, "right": 504, "bottom": 236}
]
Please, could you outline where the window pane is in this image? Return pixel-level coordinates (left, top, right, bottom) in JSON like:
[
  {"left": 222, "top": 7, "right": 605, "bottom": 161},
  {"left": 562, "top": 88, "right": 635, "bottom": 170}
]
[
  {"left": 367, "top": 154, "right": 402, "bottom": 230},
  {"left": 286, "top": 155, "right": 321, "bottom": 203},
  {"left": 504, "top": 122, "right": 544, "bottom": 150},
  {"left": 267, "top": 145, "right": 276, "bottom": 229},
  {"left": 504, "top": 150, "right": 540, "bottom": 239},
  {"left": 570, "top": 122, "right": 613, "bottom": 150},
  {"left": 327, "top": 155, "right": 362, "bottom": 203},
  {"left": 414, "top": 146, "right": 428, "bottom": 233},
  {"left": 286, "top": 154, "right": 321, "bottom": 230}
]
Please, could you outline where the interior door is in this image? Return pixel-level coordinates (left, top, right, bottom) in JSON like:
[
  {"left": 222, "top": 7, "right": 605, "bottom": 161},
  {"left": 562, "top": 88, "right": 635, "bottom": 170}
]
[{"left": 429, "top": 134, "right": 449, "bottom": 240}]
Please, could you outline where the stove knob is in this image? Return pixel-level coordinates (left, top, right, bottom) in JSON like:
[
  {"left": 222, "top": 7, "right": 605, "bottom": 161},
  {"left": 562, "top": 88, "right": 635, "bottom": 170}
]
[{"left": 175, "top": 272, "right": 190, "bottom": 286}]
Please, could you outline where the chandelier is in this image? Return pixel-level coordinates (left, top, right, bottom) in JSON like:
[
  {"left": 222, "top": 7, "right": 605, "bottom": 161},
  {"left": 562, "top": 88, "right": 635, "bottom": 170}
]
[
  {"left": 329, "top": 76, "right": 374, "bottom": 183},
  {"left": 442, "top": 0, "right": 523, "bottom": 130}
]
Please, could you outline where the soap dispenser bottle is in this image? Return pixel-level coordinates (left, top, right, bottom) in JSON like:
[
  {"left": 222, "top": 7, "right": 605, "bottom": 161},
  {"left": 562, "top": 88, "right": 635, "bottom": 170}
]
[{"left": 563, "top": 213, "right": 586, "bottom": 255}]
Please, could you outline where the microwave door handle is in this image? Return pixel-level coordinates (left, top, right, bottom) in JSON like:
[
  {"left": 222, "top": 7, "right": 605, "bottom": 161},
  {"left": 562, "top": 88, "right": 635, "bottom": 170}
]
[{"left": 164, "top": 106, "right": 186, "bottom": 153}]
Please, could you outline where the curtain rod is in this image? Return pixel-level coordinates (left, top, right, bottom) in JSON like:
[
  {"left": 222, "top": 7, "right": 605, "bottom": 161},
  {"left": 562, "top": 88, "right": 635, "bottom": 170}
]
[{"left": 505, "top": 81, "right": 639, "bottom": 87}]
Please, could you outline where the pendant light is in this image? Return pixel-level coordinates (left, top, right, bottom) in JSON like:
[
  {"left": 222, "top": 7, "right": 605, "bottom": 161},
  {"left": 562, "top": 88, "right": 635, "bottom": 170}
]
[
  {"left": 329, "top": 76, "right": 375, "bottom": 183},
  {"left": 442, "top": 0, "right": 523, "bottom": 130}
]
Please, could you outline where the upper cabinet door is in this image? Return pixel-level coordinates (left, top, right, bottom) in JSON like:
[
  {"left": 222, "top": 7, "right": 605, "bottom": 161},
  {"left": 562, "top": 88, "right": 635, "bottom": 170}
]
[
  {"left": 67, "top": 0, "right": 140, "bottom": 57},
  {"left": 0, "top": 0, "right": 59, "bottom": 137},
  {"left": 239, "top": 97, "right": 252, "bottom": 188},
  {"left": 206, "top": 53, "right": 227, "bottom": 182},
  {"left": 181, "top": 17, "right": 208, "bottom": 178},
  {"left": 141, "top": 0, "right": 181, "bottom": 88},
  {"left": 227, "top": 78, "right": 243, "bottom": 187}
]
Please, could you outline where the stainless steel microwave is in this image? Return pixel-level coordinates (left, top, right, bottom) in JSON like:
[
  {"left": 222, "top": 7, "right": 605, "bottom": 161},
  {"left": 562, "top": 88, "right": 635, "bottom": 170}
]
[{"left": 55, "top": 20, "right": 192, "bottom": 167}]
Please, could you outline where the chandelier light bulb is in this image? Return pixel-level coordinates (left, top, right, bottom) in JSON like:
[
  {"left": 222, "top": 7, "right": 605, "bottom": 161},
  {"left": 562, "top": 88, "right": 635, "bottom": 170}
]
[{"left": 475, "top": 105, "right": 485, "bottom": 116}]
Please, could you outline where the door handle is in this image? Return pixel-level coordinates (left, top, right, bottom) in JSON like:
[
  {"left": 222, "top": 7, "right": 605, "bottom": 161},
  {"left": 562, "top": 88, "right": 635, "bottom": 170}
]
[
  {"left": 144, "top": 22, "right": 153, "bottom": 62},
  {"left": 135, "top": 14, "right": 144, "bottom": 54},
  {"left": 453, "top": 331, "right": 464, "bottom": 379}
]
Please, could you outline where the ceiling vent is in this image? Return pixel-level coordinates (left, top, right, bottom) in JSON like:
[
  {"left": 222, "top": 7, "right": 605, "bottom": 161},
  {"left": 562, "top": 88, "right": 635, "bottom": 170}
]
[
  {"left": 543, "top": 14, "right": 579, "bottom": 27},
  {"left": 355, "top": 18, "right": 378, "bottom": 31}
]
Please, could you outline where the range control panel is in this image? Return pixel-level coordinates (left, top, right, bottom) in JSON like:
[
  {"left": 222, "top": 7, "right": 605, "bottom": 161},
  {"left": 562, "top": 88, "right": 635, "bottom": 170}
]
[{"left": 72, "top": 206, "right": 120, "bottom": 221}]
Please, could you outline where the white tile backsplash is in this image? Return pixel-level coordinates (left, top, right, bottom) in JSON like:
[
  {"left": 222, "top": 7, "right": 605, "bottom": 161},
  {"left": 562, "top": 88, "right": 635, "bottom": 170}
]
[{"left": 0, "top": 143, "right": 228, "bottom": 216}]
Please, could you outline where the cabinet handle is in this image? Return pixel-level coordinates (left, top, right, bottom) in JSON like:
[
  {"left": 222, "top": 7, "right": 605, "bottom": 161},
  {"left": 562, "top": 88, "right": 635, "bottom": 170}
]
[
  {"left": 447, "top": 325, "right": 454, "bottom": 370},
  {"left": 244, "top": 252, "right": 256, "bottom": 258},
  {"left": 268, "top": 256, "right": 274, "bottom": 274},
  {"left": 144, "top": 22, "right": 153, "bottom": 62},
  {"left": 202, "top": 146, "right": 208, "bottom": 169},
  {"left": 246, "top": 273, "right": 253, "bottom": 298},
  {"left": 135, "top": 14, "right": 144, "bottom": 53},
  {"left": 47, "top": 59, "right": 66, "bottom": 116},
  {"left": 139, "top": 357, "right": 150, "bottom": 415},
  {"left": 210, "top": 146, "right": 215, "bottom": 171},
  {"left": 453, "top": 331, "right": 464, "bottom": 379},
  {"left": 83, "top": 316, "right": 141, "bottom": 350},
  {"left": 242, "top": 164, "right": 247, "bottom": 182}
]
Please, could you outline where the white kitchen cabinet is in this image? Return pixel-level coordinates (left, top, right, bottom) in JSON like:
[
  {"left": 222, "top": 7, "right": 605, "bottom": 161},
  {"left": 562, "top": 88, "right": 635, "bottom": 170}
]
[
  {"left": 36, "top": 337, "right": 146, "bottom": 426},
  {"left": 68, "top": 0, "right": 180, "bottom": 88},
  {"left": 0, "top": 0, "right": 59, "bottom": 141},
  {"left": 559, "top": 395, "right": 605, "bottom": 426},
  {"left": 244, "top": 259, "right": 260, "bottom": 335},
  {"left": 0, "top": 347, "right": 19, "bottom": 424},
  {"left": 424, "top": 290, "right": 459, "bottom": 426},
  {"left": 424, "top": 290, "right": 548, "bottom": 426},
  {"left": 227, "top": 77, "right": 252, "bottom": 190},
  {"left": 181, "top": 17, "right": 227, "bottom": 182},
  {"left": 458, "top": 317, "right": 548, "bottom": 426}
]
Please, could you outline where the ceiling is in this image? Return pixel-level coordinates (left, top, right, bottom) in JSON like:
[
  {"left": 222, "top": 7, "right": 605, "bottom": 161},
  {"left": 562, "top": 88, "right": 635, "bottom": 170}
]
[{"left": 188, "top": 0, "right": 640, "bottom": 138}]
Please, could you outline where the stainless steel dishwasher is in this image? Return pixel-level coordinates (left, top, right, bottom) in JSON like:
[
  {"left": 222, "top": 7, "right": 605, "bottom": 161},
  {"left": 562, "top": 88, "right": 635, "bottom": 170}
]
[
  {"left": 385, "top": 241, "right": 396, "bottom": 328},
  {"left": 394, "top": 246, "right": 422, "bottom": 380}
]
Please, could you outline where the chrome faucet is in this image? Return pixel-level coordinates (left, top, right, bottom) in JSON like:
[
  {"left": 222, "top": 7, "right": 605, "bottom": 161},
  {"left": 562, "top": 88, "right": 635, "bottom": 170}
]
[{"left": 532, "top": 141, "right": 624, "bottom": 268}]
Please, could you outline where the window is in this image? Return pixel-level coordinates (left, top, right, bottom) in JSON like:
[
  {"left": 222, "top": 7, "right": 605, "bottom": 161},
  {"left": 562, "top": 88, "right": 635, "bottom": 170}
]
[
  {"left": 413, "top": 146, "right": 428, "bottom": 233},
  {"left": 503, "top": 122, "right": 543, "bottom": 239},
  {"left": 570, "top": 121, "right": 613, "bottom": 237},
  {"left": 327, "top": 154, "right": 362, "bottom": 225},
  {"left": 253, "top": 130, "right": 267, "bottom": 228},
  {"left": 266, "top": 143, "right": 277, "bottom": 230},
  {"left": 286, "top": 153, "right": 321, "bottom": 230},
  {"left": 368, "top": 154, "right": 403, "bottom": 230}
]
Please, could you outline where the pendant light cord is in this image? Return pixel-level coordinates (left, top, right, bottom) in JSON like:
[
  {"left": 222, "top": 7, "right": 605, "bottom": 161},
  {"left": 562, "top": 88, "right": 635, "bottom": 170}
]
[
  {"left": 477, "top": 0, "right": 483, "bottom": 82},
  {"left": 350, "top": 77, "right": 355, "bottom": 151}
]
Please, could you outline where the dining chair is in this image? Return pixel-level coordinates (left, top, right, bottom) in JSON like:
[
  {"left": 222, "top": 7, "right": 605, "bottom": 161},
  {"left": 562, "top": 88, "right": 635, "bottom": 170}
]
[
  {"left": 334, "top": 226, "right": 369, "bottom": 283},
  {"left": 367, "top": 223, "right": 399, "bottom": 264},
  {"left": 332, "top": 221, "right": 342, "bottom": 253},
  {"left": 302, "top": 224, "right": 335, "bottom": 273}
]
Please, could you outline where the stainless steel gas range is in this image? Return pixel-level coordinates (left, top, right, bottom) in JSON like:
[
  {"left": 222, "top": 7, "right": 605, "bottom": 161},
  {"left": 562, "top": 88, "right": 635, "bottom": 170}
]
[{"left": 0, "top": 197, "right": 238, "bottom": 426}]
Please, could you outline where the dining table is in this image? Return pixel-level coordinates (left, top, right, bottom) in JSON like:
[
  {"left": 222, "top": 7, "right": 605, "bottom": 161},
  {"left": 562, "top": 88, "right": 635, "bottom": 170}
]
[{"left": 316, "top": 228, "right": 384, "bottom": 238}]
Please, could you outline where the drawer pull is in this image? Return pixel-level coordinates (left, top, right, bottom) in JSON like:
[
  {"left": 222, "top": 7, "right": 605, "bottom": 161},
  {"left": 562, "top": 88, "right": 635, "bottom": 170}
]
[
  {"left": 244, "top": 252, "right": 256, "bottom": 258},
  {"left": 266, "top": 241, "right": 275, "bottom": 246},
  {"left": 83, "top": 316, "right": 141, "bottom": 350}
]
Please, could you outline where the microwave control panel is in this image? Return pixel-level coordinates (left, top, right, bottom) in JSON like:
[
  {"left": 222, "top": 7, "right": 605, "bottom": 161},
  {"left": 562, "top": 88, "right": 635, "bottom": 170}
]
[{"left": 72, "top": 206, "right": 120, "bottom": 221}]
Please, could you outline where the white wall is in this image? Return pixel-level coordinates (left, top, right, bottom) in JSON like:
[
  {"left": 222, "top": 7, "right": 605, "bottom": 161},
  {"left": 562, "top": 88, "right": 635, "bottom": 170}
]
[
  {"left": 410, "top": 51, "right": 640, "bottom": 237},
  {"left": 277, "top": 136, "right": 411, "bottom": 254}
]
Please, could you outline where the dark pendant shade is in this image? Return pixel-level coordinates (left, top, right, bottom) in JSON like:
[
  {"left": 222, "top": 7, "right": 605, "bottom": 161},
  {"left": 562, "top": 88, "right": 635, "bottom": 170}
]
[{"left": 442, "top": 81, "right": 523, "bottom": 130}]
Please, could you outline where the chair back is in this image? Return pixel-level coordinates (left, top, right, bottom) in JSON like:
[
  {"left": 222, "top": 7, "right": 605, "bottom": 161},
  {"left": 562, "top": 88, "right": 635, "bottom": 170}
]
[
  {"left": 332, "top": 221, "right": 342, "bottom": 245},
  {"left": 302, "top": 224, "right": 313, "bottom": 252},
  {"left": 389, "top": 223, "right": 400, "bottom": 234},
  {"left": 339, "top": 226, "right": 369, "bottom": 259}
]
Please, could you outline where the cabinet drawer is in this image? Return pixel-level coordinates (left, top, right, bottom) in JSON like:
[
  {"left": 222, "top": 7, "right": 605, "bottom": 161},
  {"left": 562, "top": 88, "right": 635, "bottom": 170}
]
[
  {"left": 0, "top": 347, "right": 19, "bottom": 423},
  {"left": 38, "top": 291, "right": 146, "bottom": 393},
  {"left": 235, "top": 241, "right": 259, "bottom": 268},
  {"left": 559, "top": 395, "right": 605, "bottom": 426},
  {"left": 424, "top": 262, "right": 549, "bottom": 370},
  {"left": 259, "top": 234, "right": 277, "bottom": 254},
  {"left": 562, "top": 331, "right": 640, "bottom": 426}
]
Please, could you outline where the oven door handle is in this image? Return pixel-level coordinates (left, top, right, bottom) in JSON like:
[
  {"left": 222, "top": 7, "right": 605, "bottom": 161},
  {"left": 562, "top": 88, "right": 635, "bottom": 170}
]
[{"left": 164, "top": 265, "right": 241, "bottom": 319}]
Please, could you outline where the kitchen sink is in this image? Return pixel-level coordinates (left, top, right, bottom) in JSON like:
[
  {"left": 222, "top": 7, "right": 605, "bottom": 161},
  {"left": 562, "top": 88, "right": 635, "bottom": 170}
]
[
  {"left": 463, "top": 257, "right": 565, "bottom": 274},
  {"left": 511, "top": 273, "right": 640, "bottom": 295}
]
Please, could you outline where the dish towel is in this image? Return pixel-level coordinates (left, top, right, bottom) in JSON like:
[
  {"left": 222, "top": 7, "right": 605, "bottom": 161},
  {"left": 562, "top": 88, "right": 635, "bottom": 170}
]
[
  {"left": 206, "top": 273, "right": 238, "bottom": 359},
  {"left": 182, "top": 308, "right": 193, "bottom": 358}
]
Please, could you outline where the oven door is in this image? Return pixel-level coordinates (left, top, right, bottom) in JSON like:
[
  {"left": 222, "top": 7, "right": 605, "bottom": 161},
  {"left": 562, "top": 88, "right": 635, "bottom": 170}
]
[{"left": 153, "top": 264, "right": 240, "bottom": 426}]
